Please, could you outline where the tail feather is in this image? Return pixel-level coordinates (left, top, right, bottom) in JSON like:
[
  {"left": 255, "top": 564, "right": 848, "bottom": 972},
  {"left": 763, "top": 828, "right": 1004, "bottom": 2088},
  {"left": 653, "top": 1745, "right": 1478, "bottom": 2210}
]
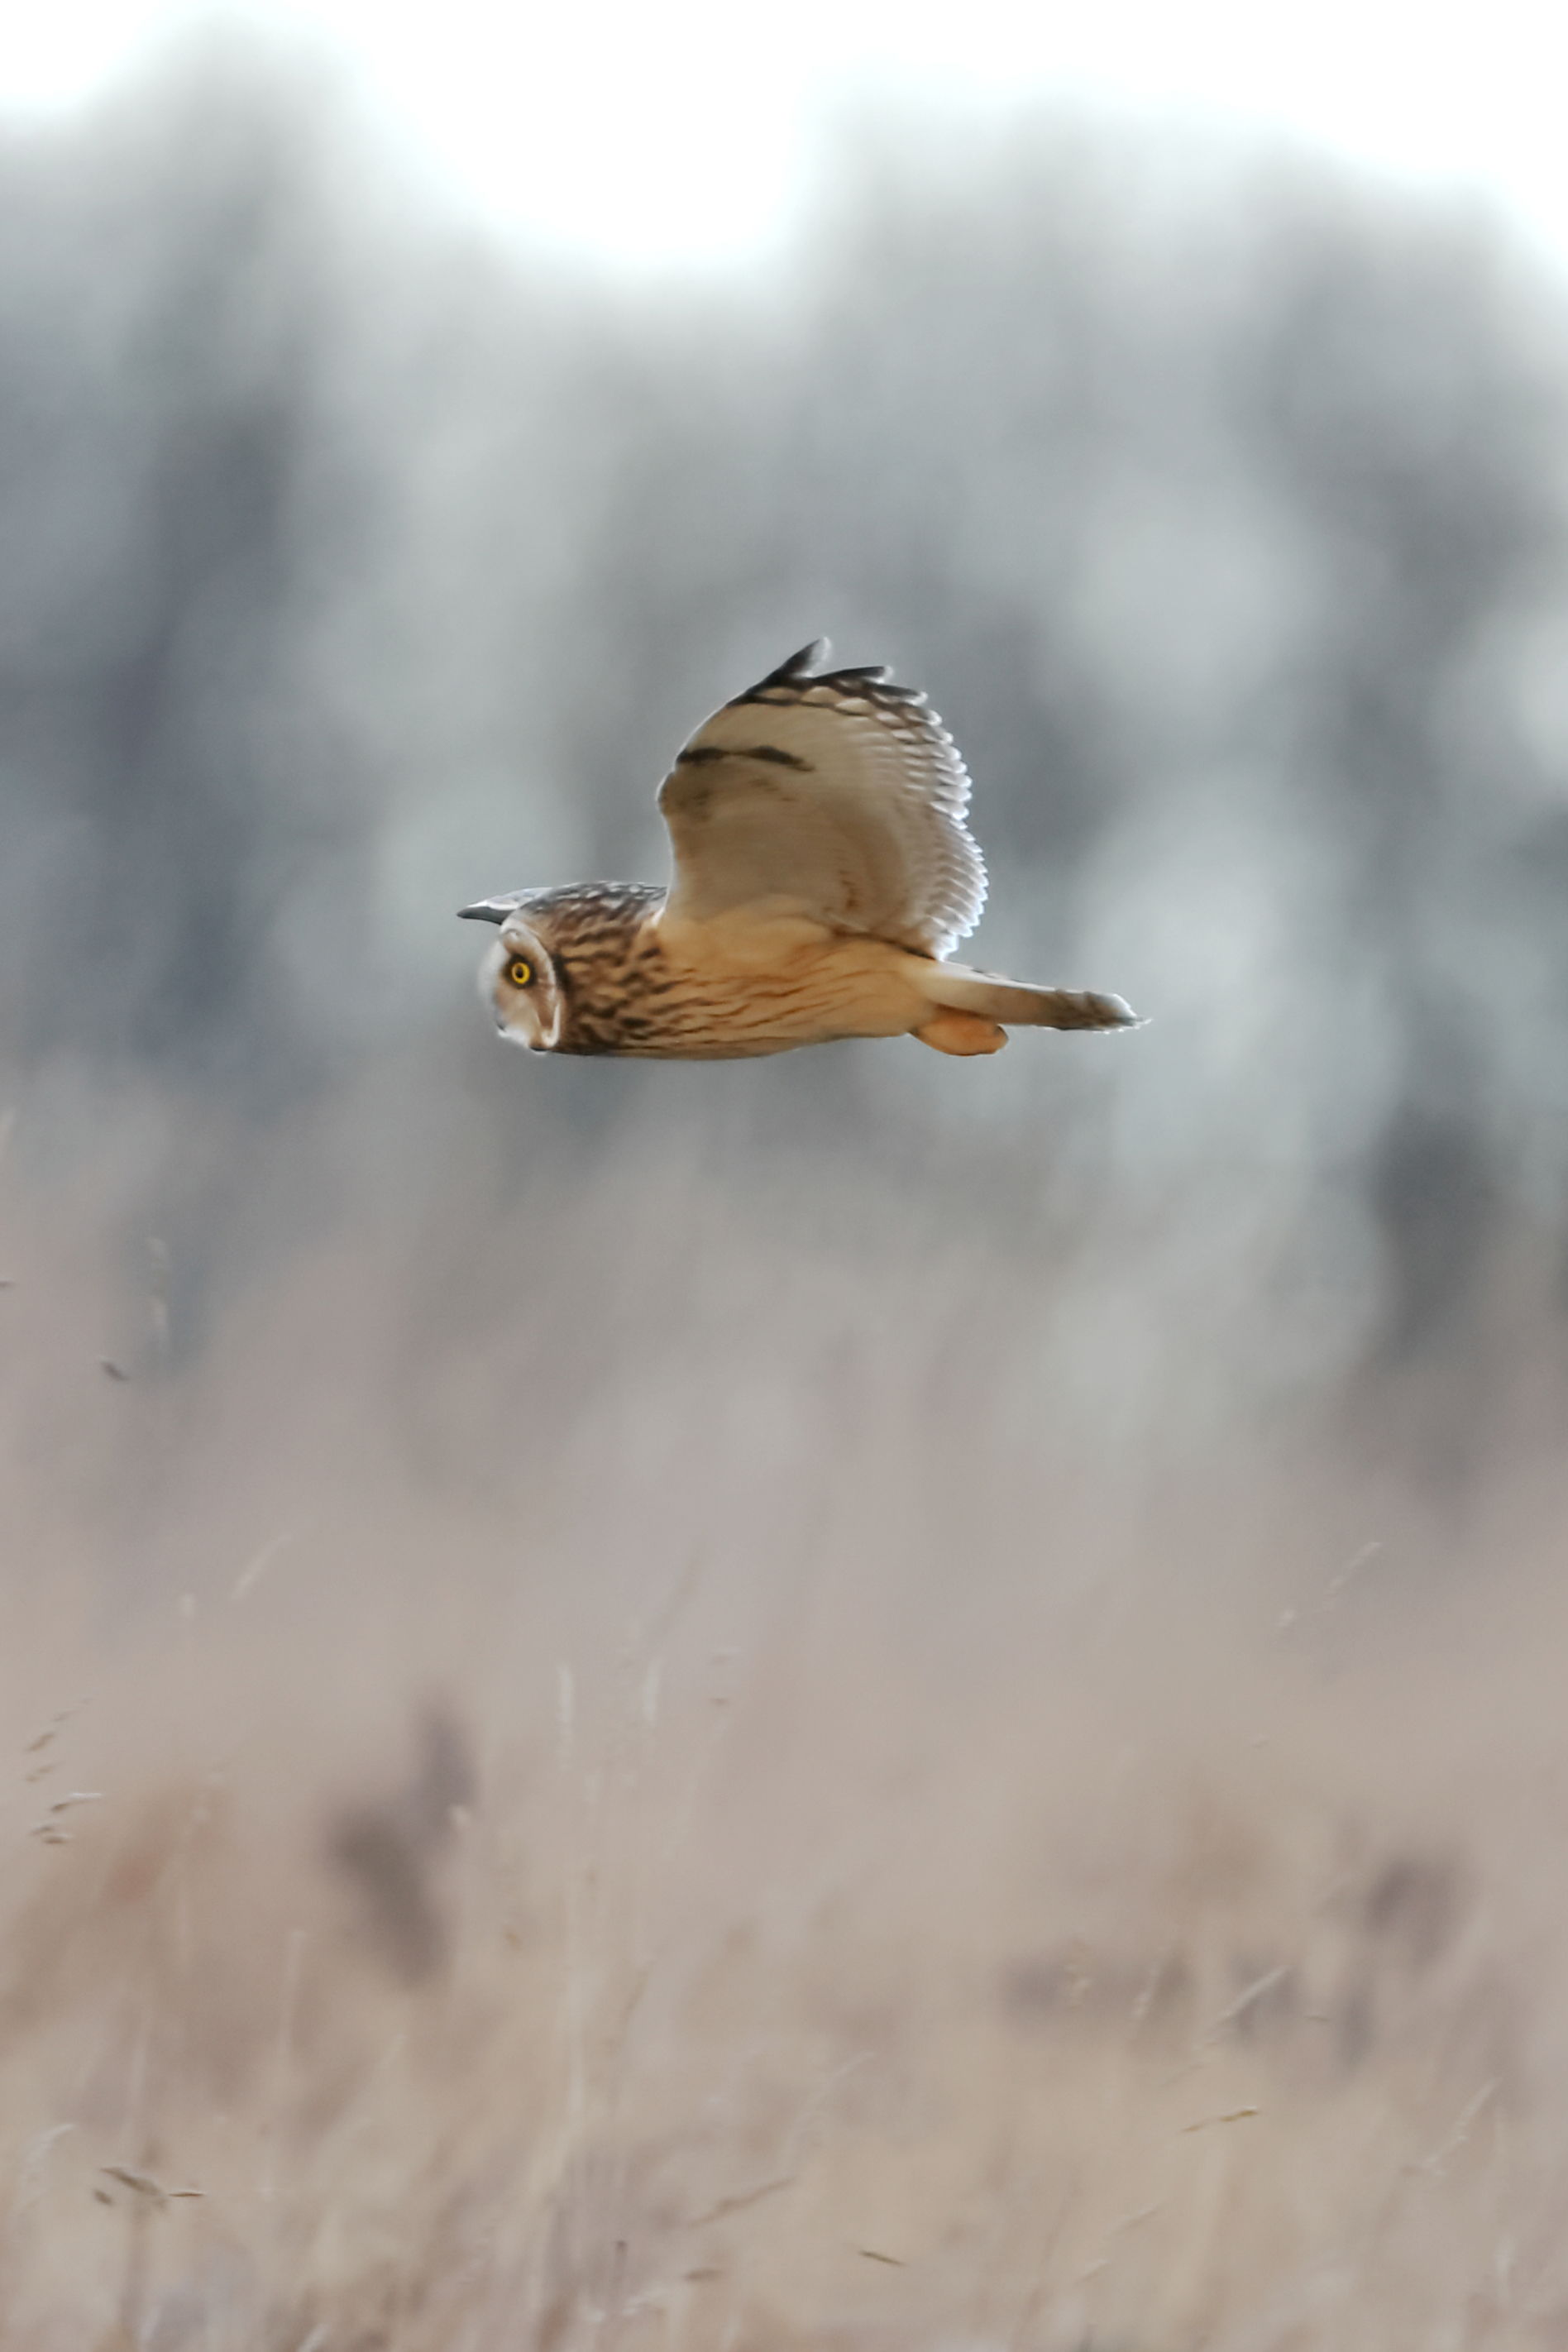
[{"left": 921, "top": 961, "right": 1140, "bottom": 1032}]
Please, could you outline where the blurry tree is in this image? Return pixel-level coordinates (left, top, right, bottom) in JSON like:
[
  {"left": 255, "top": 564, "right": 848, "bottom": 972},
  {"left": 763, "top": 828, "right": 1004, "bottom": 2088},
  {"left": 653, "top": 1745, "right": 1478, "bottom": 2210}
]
[
  {"left": 2, "top": 44, "right": 1566, "bottom": 1441},
  {"left": 0, "top": 44, "right": 385, "bottom": 1103}
]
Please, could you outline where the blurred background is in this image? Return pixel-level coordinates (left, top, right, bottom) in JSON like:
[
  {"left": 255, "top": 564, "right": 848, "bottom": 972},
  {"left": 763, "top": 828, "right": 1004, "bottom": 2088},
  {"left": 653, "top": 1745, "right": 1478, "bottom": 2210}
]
[{"left": 2, "top": 6, "right": 1568, "bottom": 2345}]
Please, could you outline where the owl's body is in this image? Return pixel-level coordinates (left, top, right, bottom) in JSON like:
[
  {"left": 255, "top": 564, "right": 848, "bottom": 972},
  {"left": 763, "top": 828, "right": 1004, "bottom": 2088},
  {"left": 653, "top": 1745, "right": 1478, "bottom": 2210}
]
[
  {"left": 480, "top": 883, "right": 967, "bottom": 1060},
  {"left": 461, "top": 643, "right": 1138, "bottom": 1061}
]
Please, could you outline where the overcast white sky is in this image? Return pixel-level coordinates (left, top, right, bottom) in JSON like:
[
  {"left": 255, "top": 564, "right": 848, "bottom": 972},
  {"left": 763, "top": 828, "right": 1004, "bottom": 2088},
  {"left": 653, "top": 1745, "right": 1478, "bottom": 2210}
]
[{"left": 9, "top": 0, "right": 1568, "bottom": 265}]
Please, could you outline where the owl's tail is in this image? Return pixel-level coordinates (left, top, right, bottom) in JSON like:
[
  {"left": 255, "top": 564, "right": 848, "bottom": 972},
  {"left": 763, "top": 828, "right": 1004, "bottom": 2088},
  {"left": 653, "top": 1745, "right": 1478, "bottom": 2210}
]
[{"left": 918, "top": 961, "right": 1140, "bottom": 1033}]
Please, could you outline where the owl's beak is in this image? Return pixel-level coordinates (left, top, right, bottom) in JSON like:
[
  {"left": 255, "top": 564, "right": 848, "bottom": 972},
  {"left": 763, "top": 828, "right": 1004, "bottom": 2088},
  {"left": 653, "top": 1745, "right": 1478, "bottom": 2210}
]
[{"left": 457, "top": 900, "right": 509, "bottom": 925}]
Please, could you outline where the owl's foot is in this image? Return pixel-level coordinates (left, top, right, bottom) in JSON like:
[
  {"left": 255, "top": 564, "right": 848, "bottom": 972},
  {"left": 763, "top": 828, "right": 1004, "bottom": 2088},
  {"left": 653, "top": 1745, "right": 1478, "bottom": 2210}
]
[{"left": 913, "top": 1011, "right": 1008, "bottom": 1057}]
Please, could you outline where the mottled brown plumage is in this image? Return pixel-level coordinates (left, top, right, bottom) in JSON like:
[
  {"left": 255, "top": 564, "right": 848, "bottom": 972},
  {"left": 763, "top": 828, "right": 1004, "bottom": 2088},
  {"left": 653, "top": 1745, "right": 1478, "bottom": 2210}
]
[{"left": 460, "top": 642, "right": 1139, "bottom": 1061}]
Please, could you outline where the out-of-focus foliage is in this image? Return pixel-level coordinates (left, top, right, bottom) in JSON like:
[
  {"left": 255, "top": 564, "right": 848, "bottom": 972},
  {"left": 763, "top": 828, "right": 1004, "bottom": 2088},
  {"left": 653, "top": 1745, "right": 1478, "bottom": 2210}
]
[{"left": 3, "top": 32, "right": 1568, "bottom": 1462}]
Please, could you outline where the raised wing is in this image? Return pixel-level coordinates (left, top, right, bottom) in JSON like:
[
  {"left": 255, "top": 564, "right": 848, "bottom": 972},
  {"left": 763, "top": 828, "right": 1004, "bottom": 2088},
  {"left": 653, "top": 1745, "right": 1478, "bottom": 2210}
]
[{"left": 656, "top": 640, "right": 987, "bottom": 957}]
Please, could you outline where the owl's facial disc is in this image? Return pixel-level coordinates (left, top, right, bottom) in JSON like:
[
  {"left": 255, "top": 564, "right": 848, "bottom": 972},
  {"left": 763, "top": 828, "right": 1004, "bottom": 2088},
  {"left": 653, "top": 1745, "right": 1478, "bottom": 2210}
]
[{"left": 482, "top": 923, "right": 563, "bottom": 1052}]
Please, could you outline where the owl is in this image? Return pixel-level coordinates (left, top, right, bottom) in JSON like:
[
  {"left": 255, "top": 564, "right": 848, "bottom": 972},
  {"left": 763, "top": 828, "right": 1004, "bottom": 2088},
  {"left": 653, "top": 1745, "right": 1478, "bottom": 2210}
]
[{"left": 459, "top": 641, "right": 1138, "bottom": 1060}]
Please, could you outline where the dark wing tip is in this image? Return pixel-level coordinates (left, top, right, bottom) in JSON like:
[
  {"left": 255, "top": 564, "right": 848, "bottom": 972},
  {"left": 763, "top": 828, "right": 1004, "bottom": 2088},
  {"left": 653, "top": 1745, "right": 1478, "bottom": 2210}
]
[
  {"left": 756, "top": 638, "right": 830, "bottom": 690},
  {"left": 734, "top": 639, "right": 929, "bottom": 708}
]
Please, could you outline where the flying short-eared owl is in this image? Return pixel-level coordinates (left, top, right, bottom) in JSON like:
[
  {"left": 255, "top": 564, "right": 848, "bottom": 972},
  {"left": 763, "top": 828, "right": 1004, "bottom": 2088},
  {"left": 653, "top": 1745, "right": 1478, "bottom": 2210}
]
[{"left": 459, "top": 641, "right": 1138, "bottom": 1060}]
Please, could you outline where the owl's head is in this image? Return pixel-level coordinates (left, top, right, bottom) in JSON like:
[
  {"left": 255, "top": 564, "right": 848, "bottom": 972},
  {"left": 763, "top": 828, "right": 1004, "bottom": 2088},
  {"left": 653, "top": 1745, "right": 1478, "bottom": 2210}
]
[{"left": 459, "top": 896, "right": 566, "bottom": 1052}]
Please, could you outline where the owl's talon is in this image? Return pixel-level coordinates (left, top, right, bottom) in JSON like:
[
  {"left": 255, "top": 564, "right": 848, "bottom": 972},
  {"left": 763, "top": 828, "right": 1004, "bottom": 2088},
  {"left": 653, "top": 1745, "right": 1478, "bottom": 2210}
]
[{"left": 914, "top": 1013, "right": 1008, "bottom": 1057}]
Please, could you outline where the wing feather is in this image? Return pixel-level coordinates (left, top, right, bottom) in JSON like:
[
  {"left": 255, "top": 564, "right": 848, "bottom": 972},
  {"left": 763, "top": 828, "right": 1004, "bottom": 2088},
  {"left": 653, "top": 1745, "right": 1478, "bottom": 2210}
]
[{"left": 657, "top": 642, "right": 987, "bottom": 956}]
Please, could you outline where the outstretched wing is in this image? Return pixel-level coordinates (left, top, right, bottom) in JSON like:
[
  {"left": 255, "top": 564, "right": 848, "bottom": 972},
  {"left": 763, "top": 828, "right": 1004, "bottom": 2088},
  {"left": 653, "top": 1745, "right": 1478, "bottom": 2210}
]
[{"left": 656, "top": 640, "right": 987, "bottom": 957}]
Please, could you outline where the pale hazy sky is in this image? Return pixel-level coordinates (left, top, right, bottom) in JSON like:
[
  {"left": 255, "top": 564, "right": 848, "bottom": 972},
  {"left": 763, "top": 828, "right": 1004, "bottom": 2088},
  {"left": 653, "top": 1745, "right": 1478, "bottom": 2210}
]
[{"left": 8, "top": 0, "right": 1568, "bottom": 265}]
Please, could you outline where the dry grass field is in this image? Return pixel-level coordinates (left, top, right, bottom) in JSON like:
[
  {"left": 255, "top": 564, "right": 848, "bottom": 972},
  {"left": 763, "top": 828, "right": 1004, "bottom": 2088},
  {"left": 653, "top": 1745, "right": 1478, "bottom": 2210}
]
[{"left": 2, "top": 1209, "right": 1566, "bottom": 2352}]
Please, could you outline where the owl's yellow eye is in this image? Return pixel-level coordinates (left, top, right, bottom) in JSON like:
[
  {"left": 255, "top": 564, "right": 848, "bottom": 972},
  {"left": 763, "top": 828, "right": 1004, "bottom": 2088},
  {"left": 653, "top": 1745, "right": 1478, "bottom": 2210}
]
[{"left": 505, "top": 957, "right": 533, "bottom": 989}]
